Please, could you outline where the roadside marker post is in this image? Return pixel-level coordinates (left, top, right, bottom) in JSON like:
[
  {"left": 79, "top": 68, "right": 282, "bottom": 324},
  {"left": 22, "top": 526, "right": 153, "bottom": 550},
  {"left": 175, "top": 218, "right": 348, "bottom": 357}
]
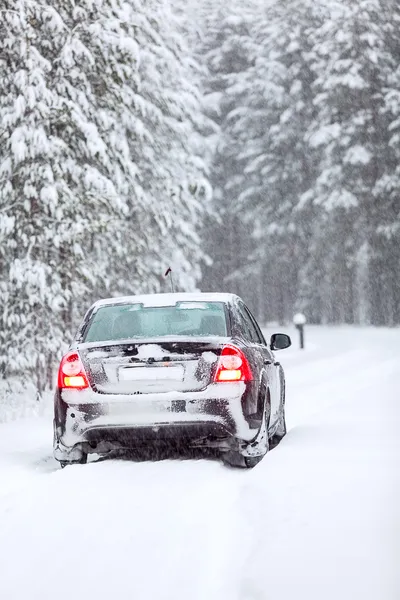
[{"left": 293, "top": 313, "right": 307, "bottom": 350}]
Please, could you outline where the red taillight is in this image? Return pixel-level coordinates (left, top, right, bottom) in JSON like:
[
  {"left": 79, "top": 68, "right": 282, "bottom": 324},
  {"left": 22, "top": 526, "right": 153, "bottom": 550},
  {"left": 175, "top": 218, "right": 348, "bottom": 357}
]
[
  {"left": 214, "top": 345, "right": 253, "bottom": 383},
  {"left": 58, "top": 351, "right": 89, "bottom": 389}
]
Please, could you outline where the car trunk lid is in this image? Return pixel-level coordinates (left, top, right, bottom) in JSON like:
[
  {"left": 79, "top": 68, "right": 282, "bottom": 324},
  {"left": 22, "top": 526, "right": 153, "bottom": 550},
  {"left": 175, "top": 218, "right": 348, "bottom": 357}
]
[{"left": 79, "top": 339, "right": 225, "bottom": 394}]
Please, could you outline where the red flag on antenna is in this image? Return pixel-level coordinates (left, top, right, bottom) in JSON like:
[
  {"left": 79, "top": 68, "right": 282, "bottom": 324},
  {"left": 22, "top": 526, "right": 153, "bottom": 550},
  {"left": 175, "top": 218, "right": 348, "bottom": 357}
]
[{"left": 165, "top": 267, "right": 172, "bottom": 277}]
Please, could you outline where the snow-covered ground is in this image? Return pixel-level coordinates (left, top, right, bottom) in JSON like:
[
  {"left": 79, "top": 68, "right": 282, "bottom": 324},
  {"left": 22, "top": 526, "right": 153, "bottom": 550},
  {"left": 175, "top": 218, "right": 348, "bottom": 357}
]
[{"left": 0, "top": 326, "right": 399, "bottom": 600}]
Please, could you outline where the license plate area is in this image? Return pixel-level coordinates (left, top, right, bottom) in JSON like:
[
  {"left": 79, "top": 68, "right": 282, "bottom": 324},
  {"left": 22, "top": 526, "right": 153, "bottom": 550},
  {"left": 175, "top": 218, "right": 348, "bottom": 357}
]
[{"left": 118, "top": 365, "right": 184, "bottom": 382}]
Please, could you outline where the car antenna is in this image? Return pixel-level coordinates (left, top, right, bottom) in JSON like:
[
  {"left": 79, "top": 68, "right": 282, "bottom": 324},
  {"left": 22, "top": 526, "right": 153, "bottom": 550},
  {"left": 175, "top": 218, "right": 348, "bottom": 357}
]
[{"left": 164, "top": 267, "right": 175, "bottom": 293}]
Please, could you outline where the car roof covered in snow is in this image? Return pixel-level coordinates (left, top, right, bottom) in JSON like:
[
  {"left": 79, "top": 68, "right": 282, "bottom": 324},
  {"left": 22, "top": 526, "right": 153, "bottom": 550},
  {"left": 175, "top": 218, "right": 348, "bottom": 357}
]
[{"left": 91, "top": 292, "right": 241, "bottom": 310}]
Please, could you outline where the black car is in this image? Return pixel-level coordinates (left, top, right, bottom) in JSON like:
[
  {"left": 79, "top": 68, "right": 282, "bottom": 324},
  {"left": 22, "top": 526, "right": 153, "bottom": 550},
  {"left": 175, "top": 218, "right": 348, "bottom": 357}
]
[{"left": 53, "top": 293, "right": 291, "bottom": 468}]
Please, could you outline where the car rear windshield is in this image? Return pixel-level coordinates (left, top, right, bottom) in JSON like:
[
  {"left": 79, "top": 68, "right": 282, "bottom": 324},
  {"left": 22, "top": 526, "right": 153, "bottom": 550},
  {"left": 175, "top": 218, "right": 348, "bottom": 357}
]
[{"left": 83, "top": 301, "right": 228, "bottom": 342}]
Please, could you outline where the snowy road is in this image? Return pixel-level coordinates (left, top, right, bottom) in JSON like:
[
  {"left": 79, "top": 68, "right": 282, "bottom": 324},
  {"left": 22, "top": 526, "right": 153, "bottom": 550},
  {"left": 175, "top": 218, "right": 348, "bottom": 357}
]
[{"left": 0, "top": 327, "right": 399, "bottom": 600}]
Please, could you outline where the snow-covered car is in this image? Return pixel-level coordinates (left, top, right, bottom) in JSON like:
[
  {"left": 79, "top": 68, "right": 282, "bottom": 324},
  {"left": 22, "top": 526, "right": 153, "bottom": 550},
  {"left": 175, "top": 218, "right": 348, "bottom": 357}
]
[{"left": 53, "top": 293, "right": 291, "bottom": 468}]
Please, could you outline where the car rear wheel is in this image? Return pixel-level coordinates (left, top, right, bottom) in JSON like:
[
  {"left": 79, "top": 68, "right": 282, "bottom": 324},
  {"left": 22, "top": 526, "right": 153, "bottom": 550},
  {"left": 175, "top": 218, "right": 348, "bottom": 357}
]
[
  {"left": 270, "top": 380, "right": 287, "bottom": 448},
  {"left": 269, "top": 418, "right": 286, "bottom": 448},
  {"left": 222, "top": 451, "right": 264, "bottom": 468},
  {"left": 223, "top": 392, "right": 271, "bottom": 469},
  {"left": 244, "top": 455, "right": 264, "bottom": 468}
]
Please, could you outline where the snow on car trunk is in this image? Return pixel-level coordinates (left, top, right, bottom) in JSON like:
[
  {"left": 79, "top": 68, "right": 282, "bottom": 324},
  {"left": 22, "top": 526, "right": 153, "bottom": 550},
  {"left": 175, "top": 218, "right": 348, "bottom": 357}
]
[
  {"left": 80, "top": 339, "right": 222, "bottom": 394},
  {"left": 0, "top": 326, "right": 399, "bottom": 600}
]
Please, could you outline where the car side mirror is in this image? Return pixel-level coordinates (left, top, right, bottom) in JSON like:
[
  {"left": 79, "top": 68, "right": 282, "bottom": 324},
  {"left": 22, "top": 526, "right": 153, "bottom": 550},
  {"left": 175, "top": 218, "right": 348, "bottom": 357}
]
[{"left": 270, "top": 333, "right": 291, "bottom": 351}]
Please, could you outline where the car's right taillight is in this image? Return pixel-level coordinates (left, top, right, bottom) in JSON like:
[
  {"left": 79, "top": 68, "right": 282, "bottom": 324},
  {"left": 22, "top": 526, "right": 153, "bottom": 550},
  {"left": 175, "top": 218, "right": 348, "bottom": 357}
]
[
  {"left": 214, "top": 345, "right": 253, "bottom": 382},
  {"left": 58, "top": 351, "right": 89, "bottom": 389}
]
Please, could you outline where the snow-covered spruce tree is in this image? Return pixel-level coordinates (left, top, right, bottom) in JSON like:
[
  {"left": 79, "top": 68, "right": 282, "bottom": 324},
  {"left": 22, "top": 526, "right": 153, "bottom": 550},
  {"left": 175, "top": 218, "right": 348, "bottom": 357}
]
[
  {"left": 115, "top": 0, "right": 210, "bottom": 295},
  {"left": 301, "top": 0, "right": 400, "bottom": 324},
  {"left": 199, "top": 0, "right": 325, "bottom": 322},
  {"left": 0, "top": 0, "right": 208, "bottom": 392},
  {"left": 228, "top": 0, "right": 328, "bottom": 323},
  {"left": 199, "top": 0, "right": 400, "bottom": 325},
  {"left": 0, "top": 1, "right": 128, "bottom": 390},
  {"left": 51, "top": 0, "right": 209, "bottom": 299},
  {"left": 62, "top": 0, "right": 209, "bottom": 298},
  {"left": 372, "top": 2, "right": 400, "bottom": 324},
  {"left": 195, "top": 0, "right": 263, "bottom": 311}
]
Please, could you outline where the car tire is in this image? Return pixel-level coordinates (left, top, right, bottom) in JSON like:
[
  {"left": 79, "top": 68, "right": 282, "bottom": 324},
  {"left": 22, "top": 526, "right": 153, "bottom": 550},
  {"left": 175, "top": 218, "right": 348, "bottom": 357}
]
[
  {"left": 223, "top": 392, "right": 271, "bottom": 469},
  {"left": 270, "top": 379, "right": 287, "bottom": 448},
  {"left": 244, "top": 455, "right": 264, "bottom": 468}
]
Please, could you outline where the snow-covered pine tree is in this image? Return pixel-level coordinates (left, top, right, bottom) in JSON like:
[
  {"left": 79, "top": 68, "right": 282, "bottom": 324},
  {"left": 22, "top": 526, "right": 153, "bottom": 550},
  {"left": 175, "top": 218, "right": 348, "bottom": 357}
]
[
  {"left": 199, "top": 0, "right": 400, "bottom": 326},
  {"left": 372, "top": 2, "right": 400, "bottom": 324},
  {"left": 0, "top": 0, "right": 128, "bottom": 390},
  {"left": 116, "top": 0, "right": 210, "bottom": 295},
  {"left": 195, "top": 0, "right": 262, "bottom": 310},
  {"left": 0, "top": 0, "right": 209, "bottom": 393},
  {"left": 229, "top": 0, "right": 326, "bottom": 323},
  {"left": 199, "top": 0, "right": 325, "bottom": 322},
  {"left": 302, "top": 0, "right": 400, "bottom": 324}
]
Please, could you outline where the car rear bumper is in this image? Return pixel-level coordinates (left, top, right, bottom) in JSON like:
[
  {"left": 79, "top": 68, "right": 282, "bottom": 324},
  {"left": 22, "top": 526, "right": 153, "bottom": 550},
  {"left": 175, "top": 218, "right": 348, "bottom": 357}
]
[{"left": 53, "top": 382, "right": 257, "bottom": 461}]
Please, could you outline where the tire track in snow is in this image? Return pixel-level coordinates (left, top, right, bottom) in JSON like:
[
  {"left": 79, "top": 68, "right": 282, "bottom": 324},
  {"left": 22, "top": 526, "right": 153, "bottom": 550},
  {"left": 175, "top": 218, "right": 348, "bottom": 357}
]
[
  {"left": 0, "top": 457, "right": 250, "bottom": 600},
  {"left": 1, "top": 327, "right": 399, "bottom": 600},
  {"left": 237, "top": 330, "right": 400, "bottom": 600},
  {"left": 285, "top": 350, "right": 399, "bottom": 428}
]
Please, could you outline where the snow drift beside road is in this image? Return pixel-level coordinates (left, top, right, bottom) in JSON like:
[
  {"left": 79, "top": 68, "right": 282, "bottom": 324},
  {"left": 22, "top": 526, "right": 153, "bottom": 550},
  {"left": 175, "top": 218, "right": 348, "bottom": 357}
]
[{"left": 0, "top": 326, "right": 399, "bottom": 600}]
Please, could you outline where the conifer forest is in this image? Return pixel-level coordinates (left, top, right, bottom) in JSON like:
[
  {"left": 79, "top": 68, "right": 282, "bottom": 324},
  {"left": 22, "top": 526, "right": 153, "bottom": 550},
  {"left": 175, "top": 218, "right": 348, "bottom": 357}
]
[{"left": 1, "top": 0, "right": 399, "bottom": 392}]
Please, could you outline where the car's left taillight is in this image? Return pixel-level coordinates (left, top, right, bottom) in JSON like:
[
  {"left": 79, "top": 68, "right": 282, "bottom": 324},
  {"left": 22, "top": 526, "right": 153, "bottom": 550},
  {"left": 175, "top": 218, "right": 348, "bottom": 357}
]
[{"left": 57, "top": 351, "right": 89, "bottom": 389}]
